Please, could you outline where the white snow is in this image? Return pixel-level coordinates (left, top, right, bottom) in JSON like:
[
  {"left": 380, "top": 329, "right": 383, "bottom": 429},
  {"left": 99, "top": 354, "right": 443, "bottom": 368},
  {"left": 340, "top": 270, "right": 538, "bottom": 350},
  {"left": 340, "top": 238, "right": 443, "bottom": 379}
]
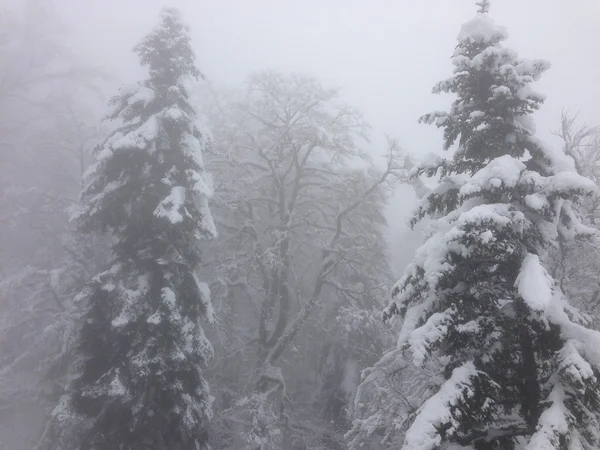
[
  {"left": 177, "top": 73, "right": 197, "bottom": 95},
  {"left": 545, "top": 293, "right": 600, "bottom": 370},
  {"left": 161, "top": 286, "right": 182, "bottom": 324},
  {"left": 457, "top": 319, "right": 481, "bottom": 334},
  {"left": 111, "top": 273, "right": 151, "bottom": 328},
  {"left": 186, "top": 169, "right": 212, "bottom": 197},
  {"left": 527, "top": 135, "right": 577, "bottom": 173},
  {"left": 168, "top": 85, "right": 181, "bottom": 97},
  {"left": 478, "top": 229, "right": 494, "bottom": 244},
  {"left": 403, "top": 361, "right": 479, "bottom": 450},
  {"left": 408, "top": 307, "right": 454, "bottom": 366},
  {"left": 147, "top": 310, "right": 162, "bottom": 325},
  {"left": 96, "top": 148, "right": 114, "bottom": 161},
  {"left": 524, "top": 193, "right": 549, "bottom": 211},
  {"left": 101, "top": 282, "right": 116, "bottom": 292},
  {"left": 418, "top": 111, "right": 449, "bottom": 127},
  {"left": 165, "top": 107, "right": 185, "bottom": 122},
  {"left": 162, "top": 287, "right": 176, "bottom": 307},
  {"left": 557, "top": 340, "right": 596, "bottom": 385},
  {"left": 395, "top": 300, "right": 429, "bottom": 349},
  {"left": 181, "top": 132, "right": 205, "bottom": 170},
  {"left": 459, "top": 155, "right": 525, "bottom": 197},
  {"left": 392, "top": 202, "right": 516, "bottom": 352},
  {"left": 515, "top": 254, "right": 553, "bottom": 312},
  {"left": 490, "top": 85, "right": 512, "bottom": 99},
  {"left": 197, "top": 196, "right": 217, "bottom": 238},
  {"left": 524, "top": 384, "right": 569, "bottom": 450},
  {"left": 126, "top": 84, "right": 155, "bottom": 108},
  {"left": 427, "top": 174, "right": 470, "bottom": 198},
  {"left": 154, "top": 186, "right": 187, "bottom": 224},
  {"left": 516, "top": 59, "right": 552, "bottom": 81},
  {"left": 115, "top": 83, "right": 138, "bottom": 99},
  {"left": 111, "top": 115, "right": 159, "bottom": 151},
  {"left": 111, "top": 312, "right": 130, "bottom": 328},
  {"left": 182, "top": 320, "right": 195, "bottom": 355},
  {"left": 409, "top": 227, "right": 452, "bottom": 289},
  {"left": 192, "top": 273, "right": 215, "bottom": 323},
  {"left": 457, "top": 15, "right": 508, "bottom": 45},
  {"left": 131, "top": 347, "right": 159, "bottom": 377},
  {"left": 81, "top": 160, "right": 101, "bottom": 183},
  {"left": 455, "top": 203, "right": 513, "bottom": 229},
  {"left": 510, "top": 258, "right": 600, "bottom": 374},
  {"left": 545, "top": 171, "right": 596, "bottom": 195},
  {"left": 420, "top": 152, "right": 444, "bottom": 170},
  {"left": 377, "top": 6, "right": 600, "bottom": 449},
  {"left": 515, "top": 114, "right": 536, "bottom": 135},
  {"left": 194, "top": 323, "right": 214, "bottom": 362},
  {"left": 109, "top": 369, "right": 127, "bottom": 397},
  {"left": 51, "top": 395, "right": 77, "bottom": 423}
]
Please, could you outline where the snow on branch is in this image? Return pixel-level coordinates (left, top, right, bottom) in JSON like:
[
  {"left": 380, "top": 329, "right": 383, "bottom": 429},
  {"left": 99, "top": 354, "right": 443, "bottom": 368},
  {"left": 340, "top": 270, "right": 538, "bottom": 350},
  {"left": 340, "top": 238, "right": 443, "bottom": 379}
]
[
  {"left": 515, "top": 253, "right": 553, "bottom": 312},
  {"left": 524, "top": 384, "right": 570, "bottom": 450},
  {"left": 458, "top": 13, "right": 507, "bottom": 45},
  {"left": 402, "top": 361, "right": 480, "bottom": 450}
]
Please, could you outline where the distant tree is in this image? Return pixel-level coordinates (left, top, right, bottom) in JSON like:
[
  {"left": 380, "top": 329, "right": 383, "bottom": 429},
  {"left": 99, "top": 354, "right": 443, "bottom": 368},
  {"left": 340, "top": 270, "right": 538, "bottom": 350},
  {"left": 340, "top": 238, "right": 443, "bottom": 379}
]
[
  {"left": 350, "top": 2, "right": 600, "bottom": 449},
  {"left": 0, "top": 3, "right": 108, "bottom": 449},
  {"left": 204, "top": 72, "right": 405, "bottom": 449},
  {"left": 347, "top": 352, "right": 442, "bottom": 450},
  {"left": 0, "top": 0, "right": 99, "bottom": 168},
  {"left": 0, "top": 0, "right": 101, "bottom": 274},
  {"left": 0, "top": 99, "right": 109, "bottom": 450},
  {"left": 551, "top": 111, "right": 600, "bottom": 325},
  {"left": 45, "top": 8, "right": 217, "bottom": 449}
]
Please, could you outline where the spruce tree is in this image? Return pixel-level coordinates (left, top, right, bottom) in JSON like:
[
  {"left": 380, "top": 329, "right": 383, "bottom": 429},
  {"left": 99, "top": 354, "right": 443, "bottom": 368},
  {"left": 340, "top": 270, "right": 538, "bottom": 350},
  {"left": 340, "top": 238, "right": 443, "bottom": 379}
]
[
  {"left": 383, "top": 2, "right": 600, "bottom": 448},
  {"left": 50, "top": 8, "right": 216, "bottom": 449}
]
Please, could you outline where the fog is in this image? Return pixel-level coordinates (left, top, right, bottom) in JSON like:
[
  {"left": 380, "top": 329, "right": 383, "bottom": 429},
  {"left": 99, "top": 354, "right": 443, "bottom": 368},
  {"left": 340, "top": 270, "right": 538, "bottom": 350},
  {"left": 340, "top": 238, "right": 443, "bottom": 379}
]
[
  {"left": 56, "top": 0, "right": 600, "bottom": 262},
  {"left": 58, "top": 0, "right": 600, "bottom": 149},
  {"left": 2, "top": 0, "right": 600, "bottom": 448}
]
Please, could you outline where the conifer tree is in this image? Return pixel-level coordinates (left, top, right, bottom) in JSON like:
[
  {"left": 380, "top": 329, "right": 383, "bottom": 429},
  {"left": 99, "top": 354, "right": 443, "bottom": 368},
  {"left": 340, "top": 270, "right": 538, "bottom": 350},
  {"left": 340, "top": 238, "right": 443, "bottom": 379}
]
[
  {"left": 49, "top": 8, "right": 216, "bottom": 449},
  {"left": 366, "top": 2, "right": 600, "bottom": 449}
]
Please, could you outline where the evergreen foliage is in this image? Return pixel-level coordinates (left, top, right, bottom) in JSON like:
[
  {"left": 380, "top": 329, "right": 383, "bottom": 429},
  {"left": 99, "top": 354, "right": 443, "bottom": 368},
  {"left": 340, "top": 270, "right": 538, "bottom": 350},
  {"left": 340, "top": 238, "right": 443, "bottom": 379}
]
[
  {"left": 359, "top": 3, "right": 600, "bottom": 449},
  {"left": 50, "top": 8, "right": 216, "bottom": 449}
]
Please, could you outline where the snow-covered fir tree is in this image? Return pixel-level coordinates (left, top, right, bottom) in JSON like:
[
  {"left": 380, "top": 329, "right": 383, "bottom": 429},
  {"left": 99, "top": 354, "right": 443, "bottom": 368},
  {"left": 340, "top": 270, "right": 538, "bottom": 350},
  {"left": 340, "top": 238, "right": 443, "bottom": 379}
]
[
  {"left": 47, "top": 8, "right": 216, "bottom": 449},
  {"left": 351, "top": 2, "right": 600, "bottom": 449}
]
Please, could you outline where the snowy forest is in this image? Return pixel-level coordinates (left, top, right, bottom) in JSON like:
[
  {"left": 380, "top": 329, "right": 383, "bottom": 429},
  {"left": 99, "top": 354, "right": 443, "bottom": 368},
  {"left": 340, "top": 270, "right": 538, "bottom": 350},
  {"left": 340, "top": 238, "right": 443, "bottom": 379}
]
[{"left": 1, "top": 0, "right": 600, "bottom": 449}]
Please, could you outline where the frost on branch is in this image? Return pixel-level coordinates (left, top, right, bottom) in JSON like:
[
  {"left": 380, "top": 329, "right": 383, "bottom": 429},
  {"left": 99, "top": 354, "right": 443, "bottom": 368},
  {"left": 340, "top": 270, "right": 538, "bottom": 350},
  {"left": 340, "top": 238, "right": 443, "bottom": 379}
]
[
  {"left": 347, "top": 350, "right": 443, "bottom": 450},
  {"left": 203, "top": 71, "right": 403, "bottom": 448}
]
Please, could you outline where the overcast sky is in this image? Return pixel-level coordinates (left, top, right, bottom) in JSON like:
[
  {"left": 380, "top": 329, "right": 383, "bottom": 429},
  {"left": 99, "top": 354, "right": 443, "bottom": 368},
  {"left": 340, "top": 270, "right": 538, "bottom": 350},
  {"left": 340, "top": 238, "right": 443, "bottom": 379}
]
[
  {"left": 55, "top": 0, "right": 600, "bottom": 149},
  {"left": 44, "top": 0, "right": 600, "bottom": 266}
]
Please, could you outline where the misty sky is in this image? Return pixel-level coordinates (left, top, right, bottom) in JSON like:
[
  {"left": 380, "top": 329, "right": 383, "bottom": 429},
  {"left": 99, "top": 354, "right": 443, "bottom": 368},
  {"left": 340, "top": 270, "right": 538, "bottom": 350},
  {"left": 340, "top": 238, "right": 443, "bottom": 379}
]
[
  {"left": 28, "top": 0, "right": 600, "bottom": 265},
  {"left": 55, "top": 0, "right": 600, "bottom": 150}
]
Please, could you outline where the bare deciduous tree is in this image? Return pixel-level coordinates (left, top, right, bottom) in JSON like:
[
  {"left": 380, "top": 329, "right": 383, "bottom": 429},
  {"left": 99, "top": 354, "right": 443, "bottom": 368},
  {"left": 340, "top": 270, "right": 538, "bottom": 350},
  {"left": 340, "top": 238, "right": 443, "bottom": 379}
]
[
  {"left": 203, "top": 72, "right": 407, "bottom": 449},
  {"left": 551, "top": 110, "right": 600, "bottom": 324}
]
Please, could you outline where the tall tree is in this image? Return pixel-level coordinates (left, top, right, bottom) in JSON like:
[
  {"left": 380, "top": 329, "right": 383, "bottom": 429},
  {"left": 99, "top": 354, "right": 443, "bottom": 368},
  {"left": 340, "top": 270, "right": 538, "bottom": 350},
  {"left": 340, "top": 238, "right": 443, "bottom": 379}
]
[
  {"left": 351, "top": 3, "right": 600, "bottom": 449},
  {"left": 47, "top": 8, "right": 216, "bottom": 449}
]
